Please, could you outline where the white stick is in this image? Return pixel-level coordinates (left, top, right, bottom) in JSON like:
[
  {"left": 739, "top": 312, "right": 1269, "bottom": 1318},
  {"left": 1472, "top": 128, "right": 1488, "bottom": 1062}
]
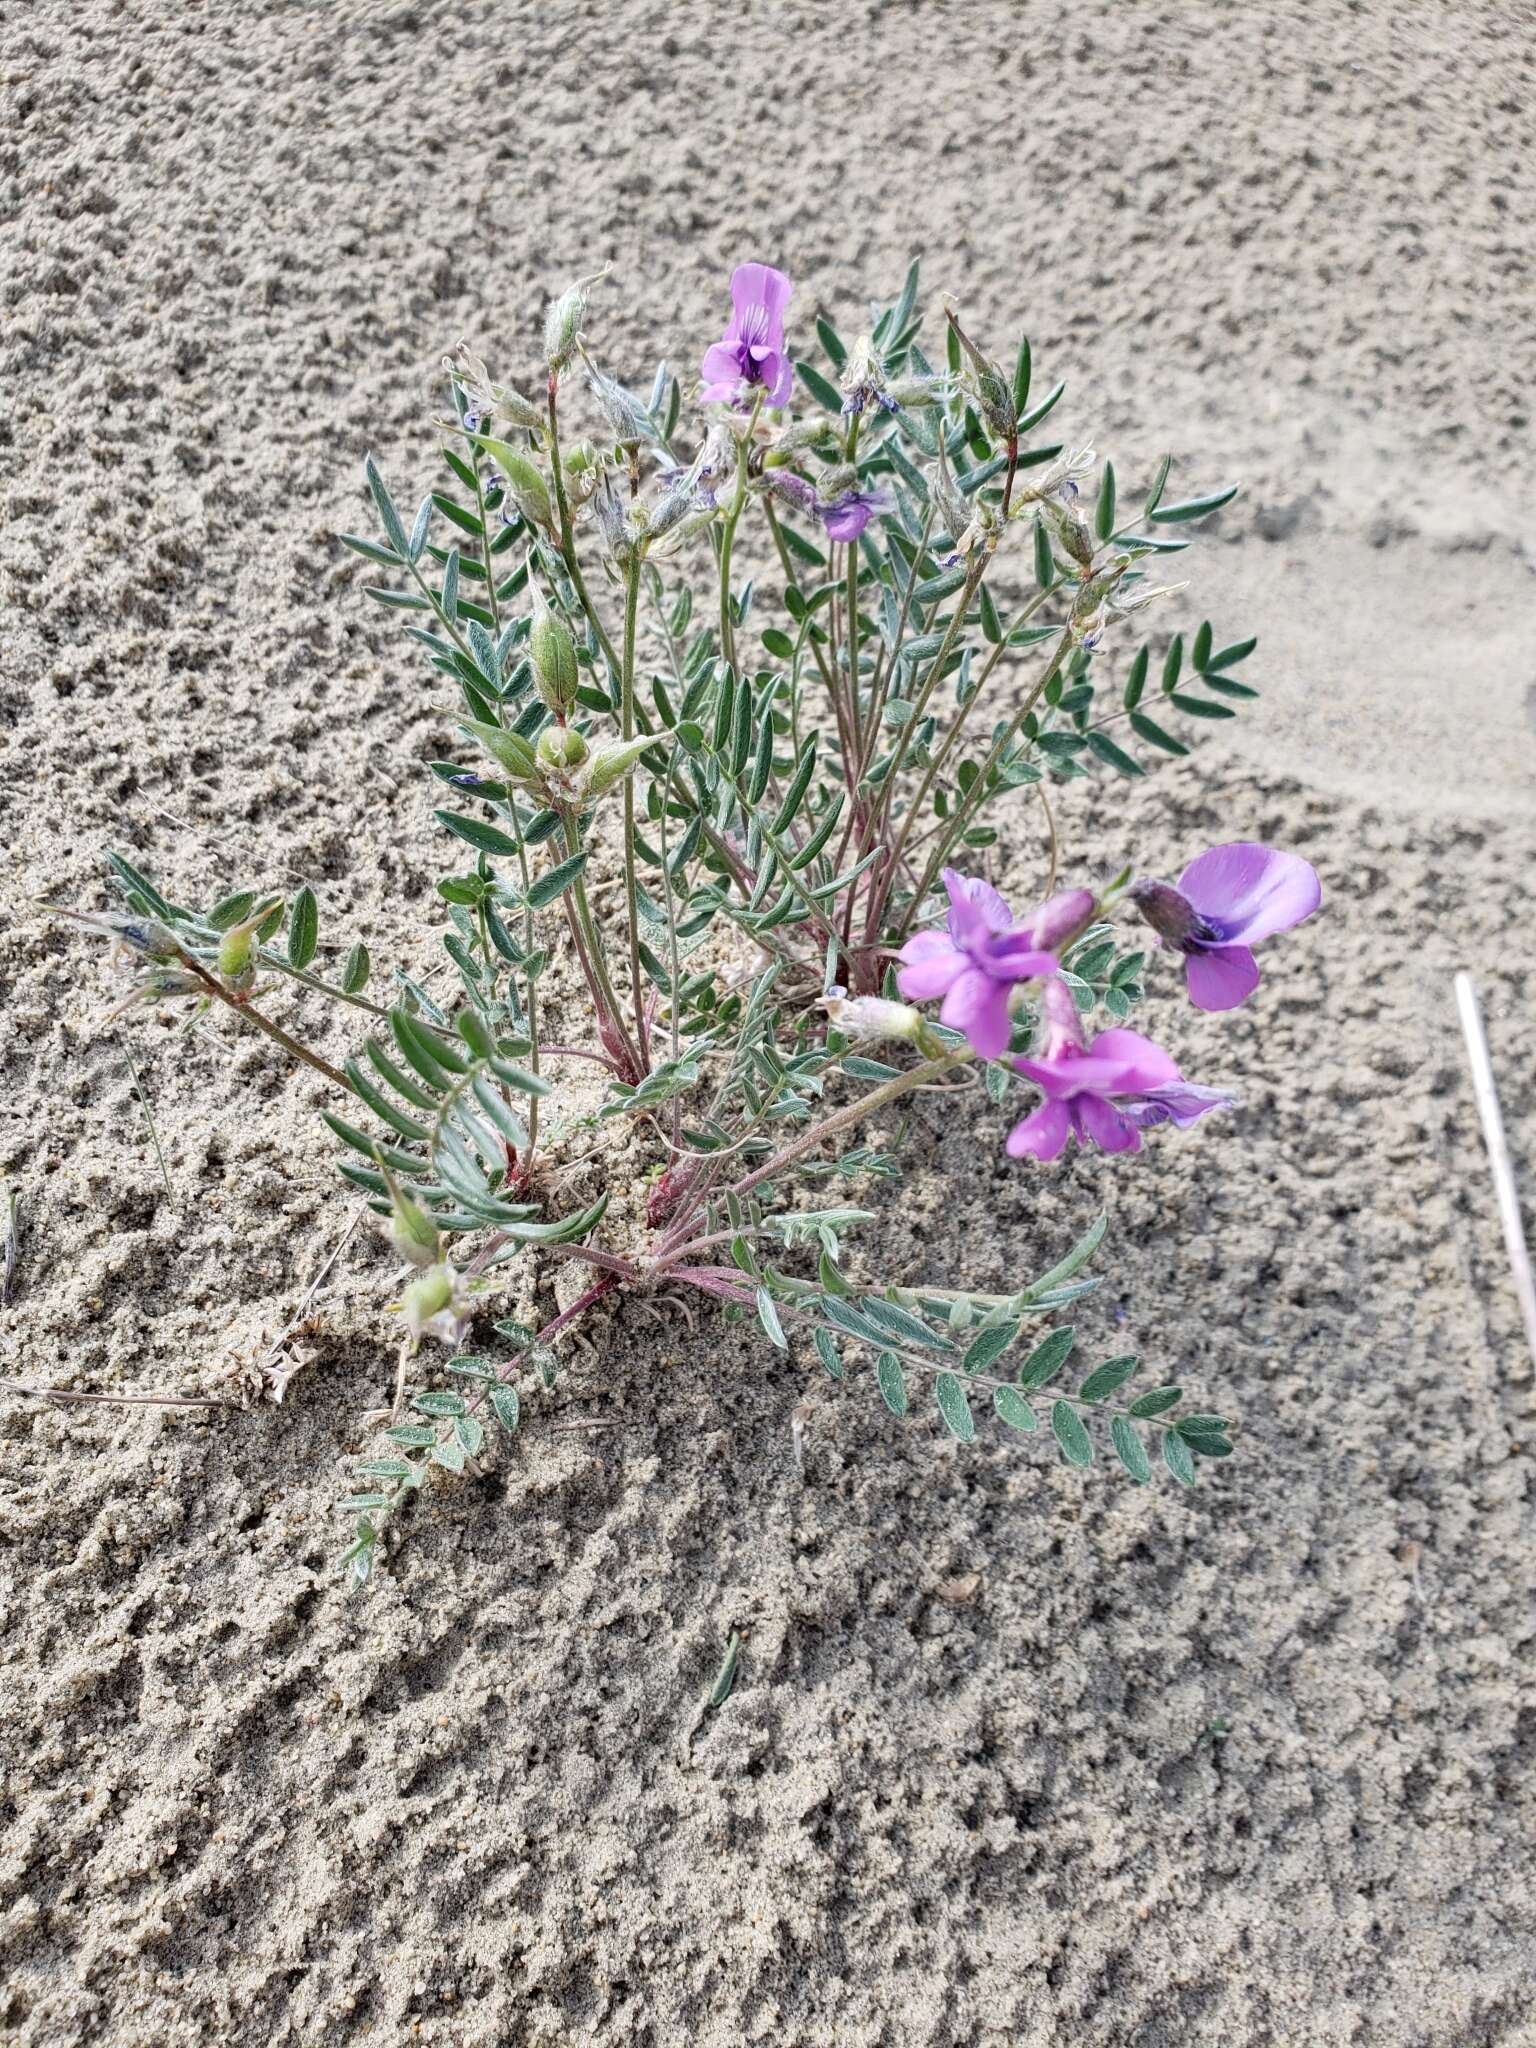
[{"left": 1454, "top": 972, "right": 1536, "bottom": 1372}]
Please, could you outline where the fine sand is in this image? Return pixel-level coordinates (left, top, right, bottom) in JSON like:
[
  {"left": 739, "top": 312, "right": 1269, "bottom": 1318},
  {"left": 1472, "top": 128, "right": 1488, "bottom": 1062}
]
[{"left": 2, "top": 4, "right": 1534, "bottom": 2043}]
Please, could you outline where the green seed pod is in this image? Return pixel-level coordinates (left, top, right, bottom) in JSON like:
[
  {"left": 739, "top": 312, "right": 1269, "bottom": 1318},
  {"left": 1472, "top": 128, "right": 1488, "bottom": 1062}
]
[
  {"left": 217, "top": 925, "right": 254, "bottom": 978},
  {"left": 945, "top": 306, "right": 1016, "bottom": 441},
  {"left": 499, "top": 448, "right": 554, "bottom": 533},
  {"left": 974, "top": 365, "right": 1017, "bottom": 443},
  {"left": 579, "top": 734, "right": 652, "bottom": 800},
  {"left": 528, "top": 584, "right": 579, "bottom": 713},
  {"left": 1040, "top": 494, "right": 1095, "bottom": 571},
  {"left": 389, "top": 1185, "right": 441, "bottom": 1270},
  {"left": 402, "top": 1264, "right": 454, "bottom": 1339},
  {"left": 459, "top": 718, "right": 541, "bottom": 783},
  {"left": 464, "top": 434, "right": 553, "bottom": 532},
  {"left": 536, "top": 724, "right": 589, "bottom": 772},
  {"left": 544, "top": 270, "right": 605, "bottom": 373}
]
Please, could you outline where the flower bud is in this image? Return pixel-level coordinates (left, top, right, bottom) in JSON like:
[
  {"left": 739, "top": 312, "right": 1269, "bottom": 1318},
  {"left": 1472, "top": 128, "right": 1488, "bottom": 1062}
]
[
  {"left": 578, "top": 734, "right": 652, "bottom": 800},
  {"left": 973, "top": 366, "right": 1017, "bottom": 444},
  {"left": 886, "top": 375, "right": 938, "bottom": 408},
  {"left": 1128, "top": 879, "right": 1213, "bottom": 951},
  {"left": 562, "top": 441, "right": 601, "bottom": 510},
  {"left": 95, "top": 913, "right": 180, "bottom": 960},
  {"left": 646, "top": 505, "right": 718, "bottom": 558},
  {"left": 444, "top": 342, "right": 544, "bottom": 432},
  {"left": 839, "top": 334, "right": 897, "bottom": 417},
  {"left": 645, "top": 448, "right": 703, "bottom": 529},
  {"left": 104, "top": 963, "right": 205, "bottom": 1022},
  {"left": 816, "top": 461, "right": 857, "bottom": 498},
  {"left": 586, "top": 471, "right": 632, "bottom": 562},
  {"left": 931, "top": 444, "right": 972, "bottom": 545},
  {"left": 1035, "top": 975, "right": 1086, "bottom": 1060},
  {"left": 775, "top": 417, "right": 838, "bottom": 454},
  {"left": 529, "top": 584, "right": 579, "bottom": 713},
  {"left": 214, "top": 897, "right": 280, "bottom": 983},
  {"left": 761, "top": 468, "right": 818, "bottom": 514},
  {"left": 1029, "top": 888, "right": 1097, "bottom": 952},
  {"left": 820, "top": 989, "right": 923, "bottom": 1044},
  {"left": 537, "top": 723, "right": 589, "bottom": 773}
]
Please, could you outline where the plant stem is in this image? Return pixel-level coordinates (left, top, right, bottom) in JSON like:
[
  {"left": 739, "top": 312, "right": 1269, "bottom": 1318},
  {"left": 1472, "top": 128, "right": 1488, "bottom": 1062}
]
[
  {"left": 462, "top": 1274, "right": 621, "bottom": 1420},
  {"left": 620, "top": 553, "right": 649, "bottom": 1067},
  {"left": 560, "top": 810, "right": 643, "bottom": 1079},
  {"left": 716, "top": 396, "right": 763, "bottom": 671},
  {"left": 856, "top": 557, "right": 990, "bottom": 956},
  {"left": 1, "top": 1381, "right": 236, "bottom": 1410},
  {"left": 256, "top": 956, "right": 392, "bottom": 1021},
  {"left": 896, "top": 628, "right": 1072, "bottom": 939},
  {"left": 858, "top": 500, "right": 936, "bottom": 772},
  {"left": 471, "top": 451, "right": 502, "bottom": 636},
  {"left": 182, "top": 958, "right": 353, "bottom": 1093},
  {"left": 123, "top": 1042, "right": 173, "bottom": 1199},
  {"left": 763, "top": 498, "right": 841, "bottom": 705},
  {"left": 508, "top": 824, "right": 543, "bottom": 1160},
  {"left": 843, "top": 417, "right": 863, "bottom": 760},
  {"left": 546, "top": 378, "right": 620, "bottom": 675},
  {"left": 658, "top": 1051, "right": 965, "bottom": 1259}
]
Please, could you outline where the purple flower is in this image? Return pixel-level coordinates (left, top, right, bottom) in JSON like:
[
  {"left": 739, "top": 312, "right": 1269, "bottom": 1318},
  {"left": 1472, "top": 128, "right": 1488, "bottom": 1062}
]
[
  {"left": 762, "top": 468, "right": 818, "bottom": 515},
  {"left": 1117, "top": 1081, "right": 1237, "bottom": 1130},
  {"left": 700, "top": 263, "right": 794, "bottom": 410},
  {"left": 1006, "top": 980, "right": 1231, "bottom": 1161},
  {"left": 896, "top": 869, "right": 1090, "bottom": 1059},
  {"left": 820, "top": 486, "right": 892, "bottom": 543},
  {"left": 1130, "top": 842, "right": 1321, "bottom": 1013}
]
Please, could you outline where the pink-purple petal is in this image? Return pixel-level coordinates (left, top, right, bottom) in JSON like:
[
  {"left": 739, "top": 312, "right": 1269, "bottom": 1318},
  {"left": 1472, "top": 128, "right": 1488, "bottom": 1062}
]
[
  {"left": 895, "top": 931, "right": 965, "bottom": 1001},
  {"left": 700, "top": 341, "right": 743, "bottom": 386},
  {"left": 1184, "top": 944, "right": 1261, "bottom": 1011},
  {"left": 764, "top": 354, "right": 794, "bottom": 407},
  {"left": 939, "top": 967, "right": 1012, "bottom": 1057},
  {"left": 822, "top": 497, "right": 869, "bottom": 542},
  {"left": 731, "top": 262, "right": 792, "bottom": 327},
  {"left": 1006, "top": 1098, "right": 1071, "bottom": 1161},
  {"left": 984, "top": 939, "right": 1059, "bottom": 981},
  {"left": 1177, "top": 842, "right": 1321, "bottom": 945},
  {"left": 1121, "top": 1081, "right": 1234, "bottom": 1130},
  {"left": 1085, "top": 1028, "right": 1182, "bottom": 1093},
  {"left": 942, "top": 866, "right": 1012, "bottom": 945},
  {"left": 1076, "top": 1092, "right": 1143, "bottom": 1154}
]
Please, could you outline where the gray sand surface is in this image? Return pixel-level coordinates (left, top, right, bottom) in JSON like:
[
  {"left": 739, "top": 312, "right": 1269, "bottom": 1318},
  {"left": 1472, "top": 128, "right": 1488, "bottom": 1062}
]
[{"left": 2, "top": 3, "right": 1534, "bottom": 2043}]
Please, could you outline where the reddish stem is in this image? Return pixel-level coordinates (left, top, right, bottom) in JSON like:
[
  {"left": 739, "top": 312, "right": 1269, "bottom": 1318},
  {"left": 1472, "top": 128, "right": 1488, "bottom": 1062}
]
[{"left": 463, "top": 1273, "right": 621, "bottom": 1418}]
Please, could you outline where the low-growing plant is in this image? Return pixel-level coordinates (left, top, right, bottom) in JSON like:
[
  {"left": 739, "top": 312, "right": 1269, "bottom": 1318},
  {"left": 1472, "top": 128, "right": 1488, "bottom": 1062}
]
[{"left": 56, "top": 260, "right": 1321, "bottom": 1584}]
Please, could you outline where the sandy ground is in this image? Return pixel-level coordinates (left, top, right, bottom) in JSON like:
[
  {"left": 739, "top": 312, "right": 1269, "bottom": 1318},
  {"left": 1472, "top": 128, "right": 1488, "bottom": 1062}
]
[{"left": 3, "top": 2, "right": 1535, "bottom": 2043}]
